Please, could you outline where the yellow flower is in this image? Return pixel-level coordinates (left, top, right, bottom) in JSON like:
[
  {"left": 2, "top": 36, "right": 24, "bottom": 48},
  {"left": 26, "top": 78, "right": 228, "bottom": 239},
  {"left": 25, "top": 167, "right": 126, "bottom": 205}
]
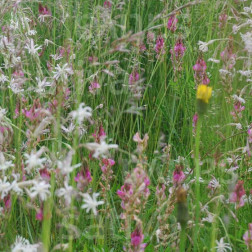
[{"left": 196, "top": 84, "right": 212, "bottom": 103}]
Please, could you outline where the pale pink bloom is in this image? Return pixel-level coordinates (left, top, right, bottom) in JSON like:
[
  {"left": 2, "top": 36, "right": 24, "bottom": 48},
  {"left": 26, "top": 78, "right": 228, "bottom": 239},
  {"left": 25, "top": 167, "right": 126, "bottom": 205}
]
[
  {"left": 133, "top": 132, "right": 149, "bottom": 153},
  {"left": 243, "top": 223, "right": 252, "bottom": 248},
  {"left": 230, "top": 180, "right": 246, "bottom": 208},
  {"left": 89, "top": 82, "right": 100, "bottom": 94}
]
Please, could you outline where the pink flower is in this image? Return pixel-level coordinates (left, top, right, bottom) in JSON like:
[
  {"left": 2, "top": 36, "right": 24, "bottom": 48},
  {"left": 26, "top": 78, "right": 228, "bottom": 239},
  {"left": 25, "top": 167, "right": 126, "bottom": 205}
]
[
  {"left": 173, "top": 165, "right": 185, "bottom": 185},
  {"left": 39, "top": 168, "right": 51, "bottom": 181},
  {"left": 36, "top": 206, "right": 43, "bottom": 221},
  {"left": 192, "top": 113, "right": 198, "bottom": 134},
  {"left": 219, "top": 13, "right": 228, "bottom": 28},
  {"left": 38, "top": 4, "right": 51, "bottom": 16},
  {"left": 193, "top": 57, "right": 210, "bottom": 85},
  {"left": 230, "top": 180, "right": 246, "bottom": 208},
  {"left": 133, "top": 132, "right": 149, "bottom": 153},
  {"left": 104, "top": 1, "right": 112, "bottom": 8},
  {"left": 170, "top": 38, "right": 186, "bottom": 71},
  {"left": 92, "top": 125, "right": 106, "bottom": 143},
  {"left": 131, "top": 226, "right": 147, "bottom": 250},
  {"left": 89, "top": 82, "right": 101, "bottom": 94},
  {"left": 129, "top": 71, "right": 140, "bottom": 85},
  {"left": 221, "top": 47, "right": 236, "bottom": 69},
  {"left": 248, "top": 129, "right": 252, "bottom": 143},
  {"left": 139, "top": 43, "right": 146, "bottom": 52},
  {"left": 75, "top": 168, "right": 92, "bottom": 190},
  {"left": 243, "top": 223, "right": 252, "bottom": 249},
  {"left": 101, "top": 158, "right": 115, "bottom": 173},
  {"left": 155, "top": 35, "right": 165, "bottom": 55},
  {"left": 4, "top": 194, "right": 11, "bottom": 210},
  {"left": 167, "top": 15, "right": 178, "bottom": 32}
]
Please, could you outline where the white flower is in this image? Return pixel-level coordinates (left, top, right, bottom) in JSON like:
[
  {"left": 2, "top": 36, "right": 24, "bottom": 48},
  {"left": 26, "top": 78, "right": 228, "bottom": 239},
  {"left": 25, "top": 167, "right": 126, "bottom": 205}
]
[
  {"left": 28, "top": 180, "right": 51, "bottom": 201},
  {"left": 61, "top": 122, "right": 75, "bottom": 134},
  {"left": 85, "top": 140, "right": 118, "bottom": 158},
  {"left": 11, "top": 235, "right": 40, "bottom": 252},
  {"left": 70, "top": 103, "right": 92, "bottom": 125},
  {"left": 198, "top": 41, "right": 209, "bottom": 52},
  {"left": 227, "top": 123, "right": 242, "bottom": 130},
  {"left": 52, "top": 63, "right": 73, "bottom": 81},
  {"left": 9, "top": 78, "right": 24, "bottom": 94},
  {"left": 0, "top": 152, "right": 14, "bottom": 171},
  {"left": 0, "top": 176, "right": 11, "bottom": 199},
  {"left": 57, "top": 150, "right": 81, "bottom": 175},
  {"left": 208, "top": 176, "right": 220, "bottom": 190},
  {"left": 24, "top": 39, "right": 42, "bottom": 55},
  {"left": 232, "top": 25, "right": 239, "bottom": 34},
  {"left": 238, "top": 70, "right": 251, "bottom": 77},
  {"left": 208, "top": 58, "right": 220, "bottom": 63},
  {"left": 35, "top": 77, "right": 52, "bottom": 93},
  {"left": 198, "top": 40, "right": 215, "bottom": 52},
  {"left": 219, "top": 69, "right": 231, "bottom": 76},
  {"left": 24, "top": 148, "right": 47, "bottom": 174},
  {"left": 240, "top": 32, "right": 252, "bottom": 53},
  {"left": 0, "top": 74, "right": 9, "bottom": 84},
  {"left": 81, "top": 192, "right": 104, "bottom": 215},
  {"left": 26, "top": 30, "right": 37, "bottom": 36},
  {"left": 0, "top": 108, "right": 7, "bottom": 121},
  {"left": 215, "top": 237, "right": 232, "bottom": 252},
  {"left": 232, "top": 94, "right": 245, "bottom": 104},
  {"left": 202, "top": 213, "right": 214, "bottom": 223},
  {"left": 56, "top": 179, "right": 75, "bottom": 206},
  {"left": 156, "top": 229, "right": 161, "bottom": 243}
]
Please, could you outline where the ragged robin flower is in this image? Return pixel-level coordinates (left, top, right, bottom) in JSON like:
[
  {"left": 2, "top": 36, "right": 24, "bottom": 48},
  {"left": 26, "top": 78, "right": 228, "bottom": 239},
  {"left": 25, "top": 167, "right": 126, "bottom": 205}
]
[{"left": 196, "top": 84, "right": 212, "bottom": 104}]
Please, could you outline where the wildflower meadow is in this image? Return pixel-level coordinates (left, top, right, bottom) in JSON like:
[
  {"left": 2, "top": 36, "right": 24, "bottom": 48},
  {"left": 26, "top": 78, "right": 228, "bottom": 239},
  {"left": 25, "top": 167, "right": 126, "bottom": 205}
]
[{"left": 0, "top": 0, "right": 252, "bottom": 251}]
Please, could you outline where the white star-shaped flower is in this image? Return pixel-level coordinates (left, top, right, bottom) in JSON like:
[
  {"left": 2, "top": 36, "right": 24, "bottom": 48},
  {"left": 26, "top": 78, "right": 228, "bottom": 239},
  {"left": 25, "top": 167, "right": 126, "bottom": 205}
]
[
  {"left": 81, "top": 192, "right": 104, "bottom": 215},
  {"left": 85, "top": 140, "right": 118, "bottom": 158}
]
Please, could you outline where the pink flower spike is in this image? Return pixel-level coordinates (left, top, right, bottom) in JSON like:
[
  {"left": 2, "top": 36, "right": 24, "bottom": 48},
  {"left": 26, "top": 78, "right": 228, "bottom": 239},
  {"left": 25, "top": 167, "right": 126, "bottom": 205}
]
[{"left": 167, "top": 15, "right": 178, "bottom": 32}]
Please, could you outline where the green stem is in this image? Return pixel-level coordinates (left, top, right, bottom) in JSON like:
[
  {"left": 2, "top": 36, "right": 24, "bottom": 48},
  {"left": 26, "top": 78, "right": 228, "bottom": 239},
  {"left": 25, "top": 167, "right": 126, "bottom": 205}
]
[
  {"left": 180, "top": 227, "right": 186, "bottom": 252},
  {"left": 194, "top": 116, "right": 202, "bottom": 251}
]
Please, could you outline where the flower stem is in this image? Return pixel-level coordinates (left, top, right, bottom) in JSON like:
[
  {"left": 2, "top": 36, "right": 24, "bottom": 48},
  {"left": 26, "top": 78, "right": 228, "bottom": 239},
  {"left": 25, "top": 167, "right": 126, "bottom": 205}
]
[{"left": 194, "top": 116, "right": 202, "bottom": 251}]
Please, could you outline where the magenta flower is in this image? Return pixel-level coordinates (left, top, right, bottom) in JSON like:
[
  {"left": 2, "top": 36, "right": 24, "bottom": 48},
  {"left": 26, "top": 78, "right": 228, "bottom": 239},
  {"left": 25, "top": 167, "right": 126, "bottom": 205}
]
[
  {"left": 170, "top": 38, "right": 186, "bottom": 71},
  {"left": 39, "top": 168, "right": 51, "bottom": 181},
  {"left": 243, "top": 223, "right": 252, "bottom": 249},
  {"left": 38, "top": 4, "right": 51, "bottom": 16},
  {"left": 230, "top": 180, "right": 246, "bottom": 208},
  {"left": 75, "top": 168, "right": 92, "bottom": 190},
  {"left": 104, "top": 1, "right": 112, "bottom": 8},
  {"left": 36, "top": 206, "right": 43, "bottom": 221},
  {"left": 92, "top": 125, "right": 106, "bottom": 143},
  {"left": 4, "top": 194, "right": 11, "bottom": 210},
  {"left": 101, "top": 158, "right": 115, "bottom": 173},
  {"left": 155, "top": 35, "right": 165, "bottom": 55},
  {"left": 167, "top": 15, "right": 178, "bottom": 32},
  {"left": 131, "top": 227, "right": 147, "bottom": 250},
  {"left": 129, "top": 71, "right": 140, "bottom": 85},
  {"left": 173, "top": 165, "right": 185, "bottom": 185}
]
